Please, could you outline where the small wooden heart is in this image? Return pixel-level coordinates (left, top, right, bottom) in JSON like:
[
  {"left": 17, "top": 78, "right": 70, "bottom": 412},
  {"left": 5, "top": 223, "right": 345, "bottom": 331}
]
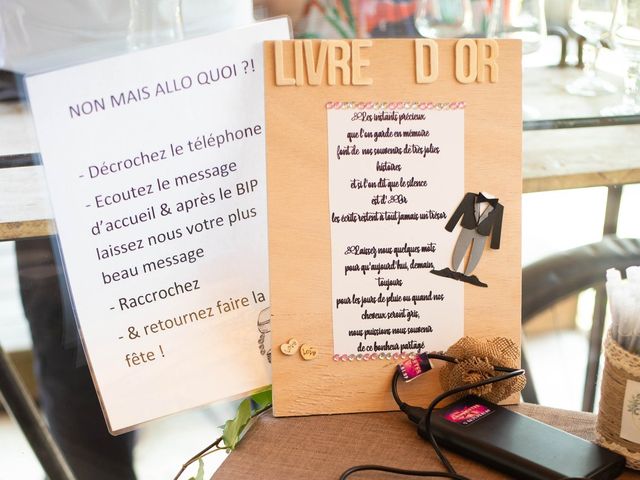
[
  {"left": 280, "top": 338, "right": 299, "bottom": 356},
  {"left": 300, "top": 344, "right": 318, "bottom": 361}
]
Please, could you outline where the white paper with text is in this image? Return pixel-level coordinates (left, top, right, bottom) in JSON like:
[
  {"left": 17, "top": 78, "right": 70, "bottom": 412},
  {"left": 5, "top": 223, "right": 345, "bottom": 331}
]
[
  {"left": 328, "top": 104, "right": 464, "bottom": 357},
  {"left": 26, "top": 18, "right": 290, "bottom": 433}
]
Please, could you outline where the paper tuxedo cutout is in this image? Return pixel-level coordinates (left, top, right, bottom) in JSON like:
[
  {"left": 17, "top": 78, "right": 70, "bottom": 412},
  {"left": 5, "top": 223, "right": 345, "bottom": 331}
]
[{"left": 431, "top": 192, "right": 504, "bottom": 288}]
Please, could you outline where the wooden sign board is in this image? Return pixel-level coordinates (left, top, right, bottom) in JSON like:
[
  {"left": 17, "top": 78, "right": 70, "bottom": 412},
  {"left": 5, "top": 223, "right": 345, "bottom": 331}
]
[{"left": 265, "top": 39, "right": 522, "bottom": 417}]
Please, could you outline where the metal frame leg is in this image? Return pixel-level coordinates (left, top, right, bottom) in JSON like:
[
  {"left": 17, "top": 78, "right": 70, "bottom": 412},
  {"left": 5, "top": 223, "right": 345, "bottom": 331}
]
[
  {"left": 0, "top": 344, "right": 75, "bottom": 480},
  {"left": 548, "top": 26, "right": 569, "bottom": 68},
  {"left": 520, "top": 338, "right": 539, "bottom": 404},
  {"left": 582, "top": 185, "right": 623, "bottom": 412}
]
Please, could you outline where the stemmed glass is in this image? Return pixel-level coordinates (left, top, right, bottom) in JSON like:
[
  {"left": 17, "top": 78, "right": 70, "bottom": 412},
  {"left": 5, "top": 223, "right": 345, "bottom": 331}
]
[
  {"left": 488, "top": 0, "right": 547, "bottom": 118},
  {"left": 602, "top": 0, "right": 640, "bottom": 115},
  {"left": 488, "top": 0, "right": 547, "bottom": 54},
  {"left": 127, "top": 0, "right": 184, "bottom": 50},
  {"left": 565, "top": 0, "right": 617, "bottom": 97},
  {"left": 414, "top": 0, "right": 493, "bottom": 38}
]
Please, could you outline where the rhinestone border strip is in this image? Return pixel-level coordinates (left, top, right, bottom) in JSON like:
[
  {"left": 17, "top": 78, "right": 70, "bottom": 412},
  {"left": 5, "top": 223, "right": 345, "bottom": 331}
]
[
  {"left": 325, "top": 101, "right": 465, "bottom": 110},
  {"left": 332, "top": 352, "right": 416, "bottom": 362}
]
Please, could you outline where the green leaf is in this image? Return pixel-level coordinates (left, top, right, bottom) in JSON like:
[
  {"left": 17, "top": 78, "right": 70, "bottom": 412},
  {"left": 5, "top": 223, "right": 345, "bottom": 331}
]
[
  {"left": 222, "top": 399, "right": 252, "bottom": 451},
  {"left": 195, "top": 458, "right": 205, "bottom": 480},
  {"left": 341, "top": 0, "right": 355, "bottom": 30},
  {"left": 188, "top": 459, "right": 205, "bottom": 480},
  {"left": 251, "top": 388, "right": 272, "bottom": 410}
]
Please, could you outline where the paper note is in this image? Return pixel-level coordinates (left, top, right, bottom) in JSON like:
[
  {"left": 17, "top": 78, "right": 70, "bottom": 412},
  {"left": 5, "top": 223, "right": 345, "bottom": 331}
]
[
  {"left": 328, "top": 102, "right": 464, "bottom": 357},
  {"left": 26, "top": 18, "right": 290, "bottom": 433}
]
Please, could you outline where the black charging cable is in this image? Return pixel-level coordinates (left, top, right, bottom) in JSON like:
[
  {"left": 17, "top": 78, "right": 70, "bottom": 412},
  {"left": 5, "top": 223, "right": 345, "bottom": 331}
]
[{"left": 339, "top": 353, "right": 590, "bottom": 480}]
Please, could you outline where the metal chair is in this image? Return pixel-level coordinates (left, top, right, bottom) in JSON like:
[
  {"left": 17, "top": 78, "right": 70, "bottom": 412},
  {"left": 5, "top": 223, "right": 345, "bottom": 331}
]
[{"left": 521, "top": 235, "right": 640, "bottom": 411}]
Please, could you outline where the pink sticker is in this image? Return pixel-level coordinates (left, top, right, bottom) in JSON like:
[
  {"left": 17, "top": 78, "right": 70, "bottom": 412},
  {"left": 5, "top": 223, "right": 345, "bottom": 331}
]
[
  {"left": 444, "top": 404, "right": 492, "bottom": 426},
  {"left": 397, "top": 353, "right": 431, "bottom": 381}
]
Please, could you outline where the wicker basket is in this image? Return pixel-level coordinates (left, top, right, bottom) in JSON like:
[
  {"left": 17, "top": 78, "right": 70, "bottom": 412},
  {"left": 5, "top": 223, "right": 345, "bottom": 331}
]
[{"left": 596, "top": 333, "right": 640, "bottom": 469}]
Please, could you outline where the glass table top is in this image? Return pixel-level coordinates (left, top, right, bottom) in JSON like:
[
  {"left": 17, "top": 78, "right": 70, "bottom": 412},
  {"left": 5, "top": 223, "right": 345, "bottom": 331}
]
[
  {"left": 524, "top": 66, "right": 640, "bottom": 130},
  {"left": 522, "top": 40, "right": 640, "bottom": 130}
]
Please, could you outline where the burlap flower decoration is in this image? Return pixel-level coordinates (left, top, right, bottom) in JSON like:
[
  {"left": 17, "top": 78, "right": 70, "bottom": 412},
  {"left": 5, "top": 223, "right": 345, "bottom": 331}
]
[{"left": 439, "top": 336, "right": 526, "bottom": 403}]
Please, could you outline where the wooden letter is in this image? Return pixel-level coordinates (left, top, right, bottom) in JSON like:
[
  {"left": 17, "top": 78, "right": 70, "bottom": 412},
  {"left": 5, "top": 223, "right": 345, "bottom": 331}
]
[
  {"left": 477, "top": 39, "right": 499, "bottom": 83},
  {"left": 455, "top": 39, "right": 478, "bottom": 84},
  {"left": 415, "top": 39, "right": 439, "bottom": 84},
  {"left": 274, "top": 41, "right": 295, "bottom": 86},
  {"left": 327, "top": 40, "right": 351, "bottom": 86},
  {"left": 351, "top": 39, "right": 373, "bottom": 85},
  {"left": 304, "top": 40, "right": 328, "bottom": 86},
  {"left": 294, "top": 40, "right": 305, "bottom": 86}
]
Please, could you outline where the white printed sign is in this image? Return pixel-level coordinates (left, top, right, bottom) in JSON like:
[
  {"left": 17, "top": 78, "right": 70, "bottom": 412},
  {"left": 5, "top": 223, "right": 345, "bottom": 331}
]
[
  {"left": 328, "top": 103, "right": 464, "bottom": 357},
  {"left": 26, "top": 18, "right": 290, "bottom": 433}
]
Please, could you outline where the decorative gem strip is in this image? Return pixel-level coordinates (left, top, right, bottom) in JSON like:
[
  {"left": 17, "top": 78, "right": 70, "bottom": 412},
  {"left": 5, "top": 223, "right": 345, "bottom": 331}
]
[
  {"left": 325, "top": 101, "right": 465, "bottom": 110},
  {"left": 333, "top": 352, "right": 416, "bottom": 362}
]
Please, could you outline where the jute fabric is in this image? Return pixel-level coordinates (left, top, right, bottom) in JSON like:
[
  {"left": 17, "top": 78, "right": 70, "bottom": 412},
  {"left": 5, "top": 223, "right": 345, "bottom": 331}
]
[
  {"left": 597, "top": 334, "right": 640, "bottom": 470},
  {"left": 439, "top": 336, "right": 526, "bottom": 403}
]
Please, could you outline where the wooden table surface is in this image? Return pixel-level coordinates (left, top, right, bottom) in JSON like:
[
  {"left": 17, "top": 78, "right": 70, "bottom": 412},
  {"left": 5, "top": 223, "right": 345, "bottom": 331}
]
[
  {"left": 2, "top": 66, "right": 640, "bottom": 240},
  {"left": 211, "top": 402, "right": 640, "bottom": 480}
]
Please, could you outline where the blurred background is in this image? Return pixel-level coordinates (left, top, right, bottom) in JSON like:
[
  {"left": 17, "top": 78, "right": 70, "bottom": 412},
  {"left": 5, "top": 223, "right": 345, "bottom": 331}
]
[{"left": 2, "top": 0, "right": 640, "bottom": 478}]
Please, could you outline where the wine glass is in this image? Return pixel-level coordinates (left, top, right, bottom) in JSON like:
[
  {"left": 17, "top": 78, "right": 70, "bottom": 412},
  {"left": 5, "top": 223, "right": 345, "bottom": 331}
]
[
  {"left": 127, "top": 0, "right": 184, "bottom": 51},
  {"left": 602, "top": 0, "right": 640, "bottom": 115},
  {"left": 566, "top": 0, "right": 617, "bottom": 97},
  {"left": 488, "top": 0, "right": 547, "bottom": 53},
  {"left": 488, "top": 0, "right": 547, "bottom": 118},
  {"left": 415, "top": 0, "right": 492, "bottom": 38}
]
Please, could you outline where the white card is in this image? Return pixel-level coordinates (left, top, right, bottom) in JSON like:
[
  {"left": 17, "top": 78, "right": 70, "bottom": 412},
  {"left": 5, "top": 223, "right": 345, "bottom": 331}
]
[
  {"left": 621, "top": 379, "right": 640, "bottom": 444},
  {"left": 328, "top": 104, "right": 464, "bottom": 357},
  {"left": 26, "top": 18, "right": 290, "bottom": 433}
]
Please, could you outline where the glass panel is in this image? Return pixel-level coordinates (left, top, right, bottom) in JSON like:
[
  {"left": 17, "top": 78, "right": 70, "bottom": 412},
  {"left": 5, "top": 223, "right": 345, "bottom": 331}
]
[
  {"left": 522, "top": 187, "right": 608, "bottom": 265},
  {"left": 0, "top": 412, "right": 44, "bottom": 479},
  {"left": 617, "top": 183, "right": 640, "bottom": 238},
  {"left": 0, "top": 241, "right": 30, "bottom": 351}
]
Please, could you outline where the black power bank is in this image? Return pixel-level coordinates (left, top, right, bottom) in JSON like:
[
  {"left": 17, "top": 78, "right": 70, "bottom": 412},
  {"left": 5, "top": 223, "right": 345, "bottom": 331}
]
[{"left": 418, "top": 396, "right": 625, "bottom": 480}]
